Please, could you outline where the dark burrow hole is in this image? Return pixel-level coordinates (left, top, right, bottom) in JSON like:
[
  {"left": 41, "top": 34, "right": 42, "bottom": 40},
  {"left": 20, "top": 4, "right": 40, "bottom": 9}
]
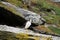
[
  {"left": 40, "top": 8, "right": 54, "bottom": 12},
  {"left": 0, "top": 7, "right": 37, "bottom": 28}
]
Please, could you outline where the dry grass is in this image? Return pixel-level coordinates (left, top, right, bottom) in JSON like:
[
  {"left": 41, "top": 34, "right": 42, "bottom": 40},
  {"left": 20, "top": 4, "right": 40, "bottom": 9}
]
[
  {"left": 46, "top": 0, "right": 60, "bottom": 8},
  {"left": 35, "top": 25, "right": 54, "bottom": 34}
]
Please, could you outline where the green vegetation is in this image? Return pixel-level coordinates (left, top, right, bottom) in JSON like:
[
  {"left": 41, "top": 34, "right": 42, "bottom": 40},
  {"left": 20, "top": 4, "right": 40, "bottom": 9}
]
[
  {"left": 0, "top": 0, "right": 23, "bottom": 17},
  {"left": 6, "top": 0, "right": 22, "bottom": 7},
  {"left": 0, "top": 31, "right": 52, "bottom": 40},
  {"left": 35, "top": 0, "right": 60, "bottom": 26},
  {"left": 48, "top": 27, "right": 60, "bottom": 35}
]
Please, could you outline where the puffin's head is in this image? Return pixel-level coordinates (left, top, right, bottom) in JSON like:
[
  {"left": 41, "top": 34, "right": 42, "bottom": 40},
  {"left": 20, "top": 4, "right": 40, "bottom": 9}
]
[{"left": 25, "top": 14, "right": 46, "bottom": 25}]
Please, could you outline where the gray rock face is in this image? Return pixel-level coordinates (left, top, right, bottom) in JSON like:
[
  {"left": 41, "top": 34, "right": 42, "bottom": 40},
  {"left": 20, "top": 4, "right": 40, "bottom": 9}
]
[
  {"left": 52, "top": 36, "right": 60, "bottom": 40},
  {"left": 1, "top": 1, "right": 46, "bottom": 25},
  {"left": 51, "top": 0, "right": 60, "bottom": 2},
  {"left": 0, "top": 25, "right": 60, "bottom": 40},
  {"left": 22, "top": 0, "right": 31, "bottom": 6}
]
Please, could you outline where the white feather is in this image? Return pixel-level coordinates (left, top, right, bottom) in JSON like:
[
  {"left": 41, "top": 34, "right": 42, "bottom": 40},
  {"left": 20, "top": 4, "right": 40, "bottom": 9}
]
[{"left": 25, "top": 20, "right": 31, "bottom": 29}]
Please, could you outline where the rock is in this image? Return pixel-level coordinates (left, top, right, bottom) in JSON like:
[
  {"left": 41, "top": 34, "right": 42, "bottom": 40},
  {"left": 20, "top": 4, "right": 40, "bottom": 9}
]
[
  {"left": 51, "top": 0, "right": 60, "bottom": 2},
  {"left": 1, "top": 1, "right": 46, "bottom": 25}
]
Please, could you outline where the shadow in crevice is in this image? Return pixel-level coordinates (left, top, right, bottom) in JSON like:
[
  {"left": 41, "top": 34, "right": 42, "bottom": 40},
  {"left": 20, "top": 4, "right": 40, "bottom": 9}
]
[
  {"left": 0, "top": 7, "right": 37, "bottom": 28},
  {"left": 0, "top": 7, "right": 26, "bottom": 27}
]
